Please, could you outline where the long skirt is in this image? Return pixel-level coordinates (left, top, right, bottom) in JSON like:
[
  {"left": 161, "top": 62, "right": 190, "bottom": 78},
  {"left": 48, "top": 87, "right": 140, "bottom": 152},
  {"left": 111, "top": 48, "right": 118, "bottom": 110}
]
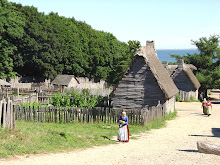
[
  {"left": 207, "top": 106, "right": 212, "bottom": 115},
  {"left": 203, "top": 106, "right": 208, "bottom": 114},
  {"left": 117, "top": 125, "right": 129, "bottom": 142}
]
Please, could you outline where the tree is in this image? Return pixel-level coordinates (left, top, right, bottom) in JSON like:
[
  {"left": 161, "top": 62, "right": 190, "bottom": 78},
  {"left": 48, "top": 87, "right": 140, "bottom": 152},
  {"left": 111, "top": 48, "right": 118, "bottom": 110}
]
[
  {"left": 1, "top": 1, "right": 141, "bottom": 84},
  {"left": 171, "top": 35, "right": 220, "bottom": 97},
  {"left": 0, "top": 0, "right": 24, "bottom": 78}
]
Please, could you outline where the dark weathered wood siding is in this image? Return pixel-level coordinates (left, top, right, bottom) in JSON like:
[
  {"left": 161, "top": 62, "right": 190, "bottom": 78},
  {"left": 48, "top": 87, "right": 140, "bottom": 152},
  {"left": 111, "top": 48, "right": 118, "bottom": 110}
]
[
  {"left": 173, "top": 69, "right": 198, "bottom": 100},
  {"left": 173, "top": 70, "right": 195, "bottom": 92},
  {"left": 113, "top": 56, "right": 167, "bottom": 110}
]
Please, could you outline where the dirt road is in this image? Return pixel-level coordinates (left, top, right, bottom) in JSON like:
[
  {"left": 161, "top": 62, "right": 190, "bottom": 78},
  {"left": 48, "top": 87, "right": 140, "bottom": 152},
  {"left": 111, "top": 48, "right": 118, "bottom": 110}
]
[{"left": 1, "top": 98, "right": 220, "bottom": 165}]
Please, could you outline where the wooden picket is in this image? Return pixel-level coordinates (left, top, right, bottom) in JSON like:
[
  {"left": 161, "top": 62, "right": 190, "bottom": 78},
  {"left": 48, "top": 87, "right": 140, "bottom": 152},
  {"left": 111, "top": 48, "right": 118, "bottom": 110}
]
[
  {"left": 0, "top": 98, "right": 15, "bottom": 128},
  {"left": 14, "top": 103, "right": 165, "bottom": 125}
]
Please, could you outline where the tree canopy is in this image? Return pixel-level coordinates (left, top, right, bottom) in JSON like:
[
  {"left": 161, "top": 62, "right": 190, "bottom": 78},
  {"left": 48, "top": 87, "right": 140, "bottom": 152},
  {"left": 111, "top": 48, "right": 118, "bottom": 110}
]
[
  {"left": 0, "top": 0, "right": 25, "bottom": 78},
  {"left": 171, "top": 35, "right": 220, "bottom": 93},
  {"left": 0, "top": 0, "right": 140, "bottom": 83}
]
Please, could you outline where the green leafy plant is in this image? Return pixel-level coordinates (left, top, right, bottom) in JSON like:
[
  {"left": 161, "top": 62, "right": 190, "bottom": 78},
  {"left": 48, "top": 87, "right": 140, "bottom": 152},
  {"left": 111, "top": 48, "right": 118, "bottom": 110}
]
[
  {"left": 51, "top": 91, "right": 63, "bottom": 107},
  {"left": 21, "top": 102, "right": 41, "bottom": 107},
  {"left": 176, "top": 93, "right": 180, "bottom": 102},
  {"left": 50, "top": 89, "right": 103, "bottom": 107}
]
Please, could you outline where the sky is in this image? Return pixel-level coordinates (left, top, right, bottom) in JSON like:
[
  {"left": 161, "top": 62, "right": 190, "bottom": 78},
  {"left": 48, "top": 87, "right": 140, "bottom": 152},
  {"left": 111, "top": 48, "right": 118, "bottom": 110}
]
[{"left": 8, "top": 0, "right": 220, "bottom": 49}]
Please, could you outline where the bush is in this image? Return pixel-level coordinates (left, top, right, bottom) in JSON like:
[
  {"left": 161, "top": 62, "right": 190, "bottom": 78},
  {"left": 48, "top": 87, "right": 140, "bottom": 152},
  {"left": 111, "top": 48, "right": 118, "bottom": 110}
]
[
  {"left": 176, "top": 93, "right": 180, "bottom": 102},
  {"left": 50, "top": 89, "right": 104, "bottom": 107},
  {"left": 21, "top": 102, "right": 41, "bottom": 107}
]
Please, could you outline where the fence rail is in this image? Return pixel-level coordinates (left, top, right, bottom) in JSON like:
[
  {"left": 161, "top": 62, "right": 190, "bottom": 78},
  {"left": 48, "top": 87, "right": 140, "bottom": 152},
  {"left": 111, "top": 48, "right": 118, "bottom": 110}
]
[
  {"left": 0, "top": 99, "right": 15, "bottom": 128},
  {"left": 14, "top": 104, "right": 166, "bottom": 125}
]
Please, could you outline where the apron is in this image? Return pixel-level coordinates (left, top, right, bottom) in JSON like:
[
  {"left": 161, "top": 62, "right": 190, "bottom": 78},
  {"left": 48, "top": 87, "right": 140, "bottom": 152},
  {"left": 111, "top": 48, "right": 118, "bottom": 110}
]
[
  {"left": 207, "top": 106, "right": 212, "bottom": 115},
  {"left": 117, "top": 125, "right": 129, "bottom": 142}
]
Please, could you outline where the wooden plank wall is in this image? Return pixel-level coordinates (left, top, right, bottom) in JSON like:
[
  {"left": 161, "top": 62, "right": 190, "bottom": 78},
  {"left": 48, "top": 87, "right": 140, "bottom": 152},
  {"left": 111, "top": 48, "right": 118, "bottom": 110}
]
[
  {"left": 14, "top": 104, "right": 166, "bottom": 125},
  {"left": 0, "top": 98, "right": 15, "bottom": 128},
  {"left": 113, "top": 56, "right": 167, "bottom": 110}
]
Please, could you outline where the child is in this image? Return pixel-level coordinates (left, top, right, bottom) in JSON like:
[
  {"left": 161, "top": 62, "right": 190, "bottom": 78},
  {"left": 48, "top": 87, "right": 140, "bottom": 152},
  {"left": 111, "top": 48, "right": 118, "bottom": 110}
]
[{"left": 206, "top": 98, "right": 212, "bottom": 116}]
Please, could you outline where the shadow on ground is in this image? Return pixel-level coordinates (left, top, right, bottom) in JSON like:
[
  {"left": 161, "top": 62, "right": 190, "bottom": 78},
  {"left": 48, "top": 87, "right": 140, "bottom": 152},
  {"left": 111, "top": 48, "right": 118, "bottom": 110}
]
[
  {"left": 189, "top": 128, "right": 220, "bottom": 138},
  {"left": 101, "top": 136, "right": 119, "bottom": 142},
  {"left": 191, "top": 113, "right": 206, "bottom": 116},
  {"left": 212, "top": 102, "right": 220, "bottom": 104},
  {"left": 211, "top": 91, "right": 220, "bottom": 93},
  {"left": 179, "top": 149, "right": 198, "bottom": 153}
]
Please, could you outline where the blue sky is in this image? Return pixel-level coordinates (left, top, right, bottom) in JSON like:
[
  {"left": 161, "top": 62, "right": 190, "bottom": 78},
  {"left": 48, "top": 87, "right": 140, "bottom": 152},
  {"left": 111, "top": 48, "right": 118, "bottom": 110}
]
[{"left": 8, "top": 0, "right": 220, "bottom": 49}]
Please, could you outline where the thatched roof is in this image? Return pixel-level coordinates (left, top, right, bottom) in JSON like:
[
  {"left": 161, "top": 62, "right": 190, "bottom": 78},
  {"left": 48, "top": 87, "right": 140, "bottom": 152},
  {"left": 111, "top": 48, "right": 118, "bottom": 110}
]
[
  {"left": 0, "top": 79, "right": 11, "bottom": 86},
  {"left": 166, "top": 64, "right": 197, "bottom": 75},
  {"left": 182, "top": 66, "right": 201, "bottom": 89},
  {"left": 113, "top": 41, "right": 178, "bottom": 99},
  {"left": 51, "top": 75, "right": 79, "bottom": 86},
  {"left": 166, "top": 63, "right": 201, "bottom": 90}
]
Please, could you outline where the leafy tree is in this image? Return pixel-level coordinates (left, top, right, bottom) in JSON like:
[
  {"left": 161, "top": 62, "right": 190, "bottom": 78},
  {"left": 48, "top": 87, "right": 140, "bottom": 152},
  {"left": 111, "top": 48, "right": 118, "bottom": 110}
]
[
  {"left": 0, "top": 0, "right": 24, "bottom": 78},
  {"left": 168, "top": 62, "right": 177, "bottom": 65},
  {"left": 171, "top": 35, "right": 220, "bottom": 97},
  {"left": 1, "top": 1, "right": 140, "bottom": 84}
]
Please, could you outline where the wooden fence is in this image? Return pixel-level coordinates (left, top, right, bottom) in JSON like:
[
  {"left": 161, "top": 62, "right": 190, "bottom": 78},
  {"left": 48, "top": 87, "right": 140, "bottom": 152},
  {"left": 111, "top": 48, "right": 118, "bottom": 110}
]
[
  {"left": 0, "top": 98, "right": 15, "bottom": 128},
  {"left": 14, "top": 104, "right": 166, "bottom": 125},
  {"left": 11, "top": 94, "right": 39, "bottom": 105},
  {"left": 179, "top": 90, "right": 198, "bottom": 101}
]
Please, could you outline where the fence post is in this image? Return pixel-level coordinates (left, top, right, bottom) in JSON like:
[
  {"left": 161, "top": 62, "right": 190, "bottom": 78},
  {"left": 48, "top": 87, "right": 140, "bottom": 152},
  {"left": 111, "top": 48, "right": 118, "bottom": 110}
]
[
  {"left": 9, "top": 99, "right": 13, "bottom": 128},
  {"left": 3, "top": 99, "right": 7, "bottom": 128},
  {"left": 55, "top": 107, "right": 57, "bottom": 123},
  {"left": 36, "top": 93, "right": 38, "bottom": 103},
  {"left": 0, "top": 100, "right": 2, "bottom": 126},
  {"left": 13, "top": 104, "right": 15, "bottom": 128},
  {"left": 29, "top": 106, "right": 32, "bottom": 121}
]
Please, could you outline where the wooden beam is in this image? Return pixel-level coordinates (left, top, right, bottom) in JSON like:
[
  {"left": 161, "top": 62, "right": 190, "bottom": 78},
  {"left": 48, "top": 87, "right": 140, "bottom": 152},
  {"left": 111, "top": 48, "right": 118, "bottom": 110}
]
[{"left": 197, "top": 141, "right": 220, "bottom": 156}]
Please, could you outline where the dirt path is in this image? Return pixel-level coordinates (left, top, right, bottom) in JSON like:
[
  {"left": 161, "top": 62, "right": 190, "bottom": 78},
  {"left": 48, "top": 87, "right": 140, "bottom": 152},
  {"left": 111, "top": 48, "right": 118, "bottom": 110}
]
[{"left": 1, "top": 96, "right": 220, "bottom": 164}]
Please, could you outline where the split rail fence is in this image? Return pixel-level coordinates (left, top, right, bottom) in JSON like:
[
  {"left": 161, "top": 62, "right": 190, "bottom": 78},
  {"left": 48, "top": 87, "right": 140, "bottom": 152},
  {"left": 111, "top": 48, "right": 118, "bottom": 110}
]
[{"left": 14, "top": 104, "right": 166, "bottom": 125}]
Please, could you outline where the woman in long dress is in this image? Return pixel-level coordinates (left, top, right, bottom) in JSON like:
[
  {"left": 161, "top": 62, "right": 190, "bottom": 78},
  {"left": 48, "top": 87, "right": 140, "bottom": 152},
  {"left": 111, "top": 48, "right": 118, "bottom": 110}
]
[
  {"left": 206, "top": 98, "right": 212, "bottom": 116},
  {"left": 117, "top": 112, "right": 129, "bottom": 142},
  {"left": 201, "top": 98, "right": 207, "bottom": 114}
]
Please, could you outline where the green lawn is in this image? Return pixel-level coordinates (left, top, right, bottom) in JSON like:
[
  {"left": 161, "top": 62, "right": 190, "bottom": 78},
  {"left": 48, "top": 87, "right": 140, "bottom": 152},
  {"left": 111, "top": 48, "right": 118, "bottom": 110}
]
[{"left": 0, "top": 110, "right": 177, "bottom": 158}]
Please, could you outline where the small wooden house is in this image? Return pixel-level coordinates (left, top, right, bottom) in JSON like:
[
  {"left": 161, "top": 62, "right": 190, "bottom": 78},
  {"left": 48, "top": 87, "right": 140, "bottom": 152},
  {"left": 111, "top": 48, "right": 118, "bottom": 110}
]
[
  {"left": 112, "top": 41, "right": 179, "bottom": 113},
  {"left": 163, "top": 59, "right": 201, "bottom": 101},
  {"left": 0, "top": 79, "right": 11, "bottom": 87},
  {"left": 0, "top": 79, "right": 11, "bottom": 99},
  {"left": 51, "top": 75, "right": 79, "bottom": 92}
]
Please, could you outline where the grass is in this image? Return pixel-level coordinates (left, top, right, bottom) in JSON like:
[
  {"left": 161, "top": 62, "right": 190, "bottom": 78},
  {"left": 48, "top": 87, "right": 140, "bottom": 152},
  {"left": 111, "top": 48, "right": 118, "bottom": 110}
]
[{"left": 0, "top": 110, "right": 177, "bottom": 158}]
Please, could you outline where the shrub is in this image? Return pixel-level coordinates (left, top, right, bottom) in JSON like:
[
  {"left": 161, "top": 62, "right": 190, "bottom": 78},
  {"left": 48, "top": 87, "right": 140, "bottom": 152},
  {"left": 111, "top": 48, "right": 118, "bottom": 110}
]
[
  {"left": 176, "top": 93, "right": 180, "bottom": 102},
  {"left": 21, "top": 102, "right": 41, "bottom": 107},
  {"left": 50, "top": 89, "right": 103, "bottom": 107}
]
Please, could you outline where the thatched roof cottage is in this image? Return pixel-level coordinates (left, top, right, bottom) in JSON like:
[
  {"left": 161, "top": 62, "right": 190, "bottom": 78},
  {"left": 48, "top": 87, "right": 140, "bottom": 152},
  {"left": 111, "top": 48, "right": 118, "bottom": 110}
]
[
  {"left": 163, "top": 59, "right": 201, "bottom": 101},
  {"left": 52, "top": 75, "right": 79, "bottom": 92},
  {"left": 112, "top": 41, "right": 178, "bottom": 114}
]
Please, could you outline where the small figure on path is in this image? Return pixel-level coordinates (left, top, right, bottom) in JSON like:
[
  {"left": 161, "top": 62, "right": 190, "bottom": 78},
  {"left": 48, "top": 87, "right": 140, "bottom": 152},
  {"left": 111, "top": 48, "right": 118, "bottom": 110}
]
[
  {"left": 201, "top": 98, "right": 207, "bottom": 114},
  {"left": 117, "top": 112, "right": 129, "bottom": 142},
  {"left": 206, "top": 98, "right": 212, "bottom": 116}
]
